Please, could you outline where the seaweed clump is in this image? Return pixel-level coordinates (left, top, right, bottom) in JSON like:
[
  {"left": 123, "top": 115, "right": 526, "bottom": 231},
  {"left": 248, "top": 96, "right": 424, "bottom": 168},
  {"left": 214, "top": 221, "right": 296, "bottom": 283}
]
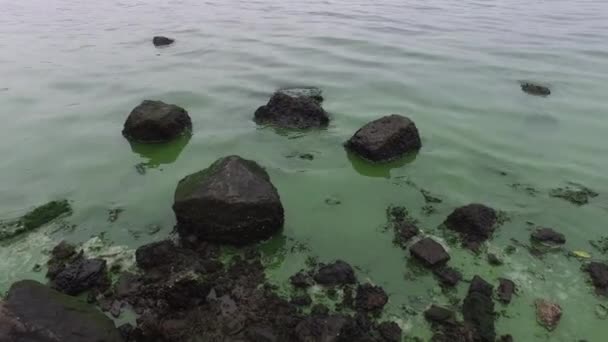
[{"left": 0, "top": 200, "right": 72, "bottom": 241}]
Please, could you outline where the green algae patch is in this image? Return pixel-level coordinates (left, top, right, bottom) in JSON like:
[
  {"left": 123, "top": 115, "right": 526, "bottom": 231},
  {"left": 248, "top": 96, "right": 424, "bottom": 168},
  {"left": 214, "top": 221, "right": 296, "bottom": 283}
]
[{"left": 0, "top": 200, "right": 72, "bottom": 241}]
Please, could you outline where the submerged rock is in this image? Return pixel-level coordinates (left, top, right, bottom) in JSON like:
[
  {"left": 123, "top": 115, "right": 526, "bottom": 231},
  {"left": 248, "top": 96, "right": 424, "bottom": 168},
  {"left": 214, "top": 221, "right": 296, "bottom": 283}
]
[
  {"left": 122, "top": 100, "right": 192, "bottom": 143},
  {"left": 487, "top": 252, "right": 503, "bottom": 266},
  {"left": 584, "top": 261, "right": 608, "bottom": 296},
  {"left": 355, "top": 283, "right": 388, "bottom": 313},
  {"left": 153, "top": 36, "right": 175, "bottom": 47},
  {"left": 444, "top": 204, "right": 497, "bottom": 250},
  {"left": 0, "top": 280, "right": 122, "bottom": 342},
  {"left": 433, "top": 266, "right": 462, "bottom": 287},
  {"left": 254, "top": 92, "right": 329, "bottom": 129},
  {"left": 173, "top": 155, "right": 284, "bottom": 245},
  {"left": 535, "top": 299, "right": 562, "bottom": 331},
  {"left": 521, "top": 82, "right": 551, "bottom": 96},
  {"left": 0, "top": 200, "right": 72, "bottom": 241},
  {"left": 410, "top": 237, "right": 450, "bottom": 268},
  {"left": 462, "top": 276, "right": 496, "bottom": 341},
  {"left": 344, "top": 114, "right": 422, "bottom": 163},
  {"left": 424, "top": 305, "right": 456, "bottom": 324},
  {"left": 313, "top": 260, "right": 357, "bottom": 286},
  {"left": 550, "top": 184, "right": 598, "bottom": 205},
  {"left": 497, "top": 278, "right": 516, "bottom": 304},
  {"left": 531, "top": 227, "right": 566, "bottom": 245}
]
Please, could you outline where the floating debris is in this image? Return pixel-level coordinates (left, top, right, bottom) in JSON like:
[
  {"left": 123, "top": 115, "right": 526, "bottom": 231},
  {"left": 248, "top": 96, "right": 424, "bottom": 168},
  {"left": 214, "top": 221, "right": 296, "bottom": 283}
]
[
  {"left": 152, "top": 36, "right": 175, "bottom": 47},
  {"left": 521, "top": 82, "right": 551, "bottom": 96},
  {"left": 509, "top": 183, "right": 539, "bottom": 196},
  {"left": 107, "top": 208, "right": 124, "bottom": 223},
  {"left": 324, "top": 196, "right": 342, "bottom": 206}
]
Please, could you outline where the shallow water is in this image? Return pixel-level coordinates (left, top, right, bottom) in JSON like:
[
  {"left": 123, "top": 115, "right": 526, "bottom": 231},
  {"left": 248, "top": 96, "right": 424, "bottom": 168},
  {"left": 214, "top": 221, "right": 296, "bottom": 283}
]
[{"left": 1, "top": 0, "right": 608, "bottom": 339}]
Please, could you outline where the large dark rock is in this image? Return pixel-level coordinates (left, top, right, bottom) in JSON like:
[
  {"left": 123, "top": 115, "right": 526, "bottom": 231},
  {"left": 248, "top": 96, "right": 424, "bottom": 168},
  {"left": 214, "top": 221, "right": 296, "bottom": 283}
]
[
  {"left": 584, "top": 261, "right": 608, "bottom": 296},
  {"left": 497, "top": 278, "right": 516, "bottom": 304},
  {"left": 153, "top": 36, "right": 175, "bottom": 47},
  {"left": 355, "top": 283, "right": 388, "bottom": 313},
  {"left": 521, "top": 82, "right": 550, "bottom": 96},
  {"left": 51, "top": 258, "right": 109, "bottom": 296},
  {"left": 462, "top": 276, "right": 496, "bottom": 341},
  {"left": 135, "top": 240, "right": 179, "bottom": 270},
  {"left": 531, "top": 227, "right": 566, "bottom": 245},
  {"left": 444, "top": 204, "right": 497, "bottom": 250},
  {"left": 254, "top": 92, "right": 329, "bottom": 129},
  {"left": 313, "top": 260, "right": 357, "bottom": 286},
  {"left": 410, "top": 237, "right": 450, "bottom": 268},
  {"left": 172, "top": 156, "right": 284, "bottom": 245},
  {"left": 344, "top": 114, "right": 422, "bottom": 163},
  {"left": 122, "top": 100, "right": 192, "bottom": 143},
  {"left": 0, "top": 280, "right": 123, "bottom": 342}
]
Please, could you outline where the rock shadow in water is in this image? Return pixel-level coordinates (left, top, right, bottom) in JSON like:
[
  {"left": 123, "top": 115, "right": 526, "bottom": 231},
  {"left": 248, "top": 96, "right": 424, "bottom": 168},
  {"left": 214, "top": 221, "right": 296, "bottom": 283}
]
[
  {"left": 346, "top": 150, "right": 417, "bottom": 178},
  {"left": 129, "top": 134, "right": 191, "bottom": 174}
]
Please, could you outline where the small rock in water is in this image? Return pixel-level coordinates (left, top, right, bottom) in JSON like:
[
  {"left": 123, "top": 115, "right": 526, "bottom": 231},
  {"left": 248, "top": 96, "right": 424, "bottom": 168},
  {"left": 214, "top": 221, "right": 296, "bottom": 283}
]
[
  {"left": 123, "top": 100, "right": 192, "bottom": 143},
  {"left": 584, "top": 261, "right": 608, "bottom": 296},
  {"left": 254, "top": 92, "right": 329, "bottom": 129},
  {"left": 487, "top": 252, "right": 504, "bottom": 266},
  {"left": 444, "top": 203, "right": 497, "bottom": 251},
  {"left": 521, "top": 82, "right": 551, "bottom": 96},
  {"left": 299, "top": 153, "right": 314, "bottom": 160},
  {"left": 410, "top": 238, "right": 450, "bottom": 268},
  {"left": 535, "top": 299, "right": 562, "bottom": 331},
  {"left": 51, "top": 258, "right": 109, "bottom": 296},
  {"left": 355, "top": 283, "right": 389, "bottom": 313},
  {"left": 497, "top": 278, "right": 516, "bottom": 304},
  {"left": 324, "top": 196, "right": 342, "bottom": 206},
  {"left": 550, "top": 184, "right": 598, "bottom": 205},
  {"left": 531, "top": 227, "right": 566, "bottom": 245},
  {"left": 152, "top": 36, "right": 175, "bottom": 47},
  {"left": 345, "top": 114, "right": 422, "bottom": 163},
  {"left": 433, "top": 266, "right": 462, "bottom": 287},
  {"left": 313, "top": 260, "right": 357, "bottom": 286}
]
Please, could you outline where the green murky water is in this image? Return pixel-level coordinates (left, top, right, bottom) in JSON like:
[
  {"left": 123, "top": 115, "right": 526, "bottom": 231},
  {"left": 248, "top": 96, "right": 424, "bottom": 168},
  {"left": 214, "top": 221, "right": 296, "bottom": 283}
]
[{"left": 1, "top": 0, "right": 608, "bottom": 340}]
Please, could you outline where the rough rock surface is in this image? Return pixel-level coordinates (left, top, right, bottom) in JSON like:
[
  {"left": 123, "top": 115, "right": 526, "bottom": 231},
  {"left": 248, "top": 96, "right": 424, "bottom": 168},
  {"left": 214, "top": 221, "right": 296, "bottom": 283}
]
[
  {"left": 254, "top": 92, "right": 329, "bottom": 129},
  {"left": 521, "top": 82, "right": 551, "bottom": 96},
  {"left": 410, "top": 237, "right": 450, "bottom": 268},
  {"left": 531, "top": 227, "right": 566, "bottom": 244},
  {"left": 122, "top": 100, "right": 191, "bottom": 143},
  {"left": 51, "top": 258, "right": 109, "bottom": 296},
  {"left": 290, "top": 270, "right": 314, "bottom": 289},
  {"left": 355, "top": 283, "right": 388, "bottom": 313},
  {"left": 173, "top": 156, "right": 284, "bottom": 245},
  {"left": 0, "top": 280, "right": 123, "bottom": 342},
  {"left": 344, "top": 114, "right": 422, "bottom": 163},
  {"left": 152, "top": 36, "right": 175, "bottom": 47},
  {"left": 584, "top": 261, "right": 608, "bottom": 296},
  {"left": 535, "top": 299, "right": 562, "bottom": 331},
  {"left": 313, "top": 260, "right": 357, "bottom": 286},
  {"left": 444, "top": 204, "right": 497, "bottom": 250},
  {"left": 462, "top": 276, "right": 496, "bottom": 341},
  {"left": 433, "top": 266, "right": 462, "bottom": 287},
  {"left": 497, "top": 278, "right": 516, "bottom": 304}
]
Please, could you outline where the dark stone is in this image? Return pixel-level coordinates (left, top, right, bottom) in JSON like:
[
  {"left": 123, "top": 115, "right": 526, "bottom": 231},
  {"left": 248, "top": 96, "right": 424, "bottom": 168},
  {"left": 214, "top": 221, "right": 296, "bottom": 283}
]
[
  {"left": 254, "top": 92, "right": 329, "bottom": 129},
  {"left": 497, "top": 278, "right": 516, "bottom": 304},
  {"left": 51, "top": 258, "right": 109, "bottom": 295},
  {"left": 487, "top": 253, "right": 503, "bottom": 266},
  {"left": 521, "top": 82, "right": 550, "bottom": 96},
  {"left": 290, "top": 271, "right": 313, "bottom": 288},
  {"left": 291, "top": 294, "right": 312, "bottom": 306},
  {"left": 1, "top": 280, "right": 122, "bottom": 342},
  {"left": 424, "top": 305, "right": 456, "bottom": 324},
  {"left": 410, "top": 238, "right": 450, "bottom": 268},
  {"left": 377, "top": 321, "right": 402, "bottom": 342},
  {"left": 313, "top": 260, "right": 357, "bottom": 286},
  {"left": 394, "top": 222, "right": 420, "bottom": 247},
  {"left": 344, "top": 114, "right": 422, "bottom": 163},
  {"left": 122, "top": 100, "right": 191, "bottom": 143},
  {"left": 531, "top": 227, "right": 566, "bottom": 245},
  {"left": 173, "top": 156, "right": 284, "bottom": 245},
  {"left": 535, "top": 299, "right": 562, "bottom": 331},
  {"left": 135, "top": 240, "right": 178, "bottom": 270},
  {"left": 51, "top": 240, "right": 77, "bottom": 260},
  {"left": 117, "top": 323, "right": 134, "bottom": 341},
  {"left": 294, "top": 315, "right": 348, "bottom": 342},
  {"left": 444, "top": 204, "right": 497, "bottom": 250},
  {"left": 584, "top": 261, "right": 608, "bottom": 296},
  {"left": 433, "top": 266, "right": 462, "bottom": 287},
  {"left": 152, "top": 36, "right": 175, "bottom": 47},
  {"left": 462, "top": 275, "right": 496, "bottom": 341},
  {"left": 299, "top": 153, "right": 315, "bottom": 160},
  {"left": 355, "top": 283, "right": 389, "bottom": 313},
  {"left": 114, "top": 272, "right": 142, "bottom": 298}
]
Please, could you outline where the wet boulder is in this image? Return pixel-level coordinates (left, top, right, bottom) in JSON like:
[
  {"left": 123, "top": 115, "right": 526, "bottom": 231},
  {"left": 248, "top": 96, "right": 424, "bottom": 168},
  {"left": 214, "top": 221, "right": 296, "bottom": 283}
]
[
  {"left": 173, "top": 155, "right": 284, "bottom": 245},
  {"left": 355, "top": 283, "right": 389, "bottom": 313},
  {"left": 444, "top": 204, "right": 497, "bottom": 250},
  {"left": 254, "top": 92, "right": 329, "bottom": 129},
  {"left": 410, "top": 237, "right": 450, "bottom": 268},
  {"left": 462, "top": 276, "right": 496, "bottom": 341},
  {"left": 531, "top": 227, "right": 566, "bottom": 245},
  {"left": 344, "top": 114, "right": 422, "bottom": 163},
  {"left": 313, "top": 260, "right": 357, "bottom": 286},
  {"left": 497, "top": 278, "right": 516, "bottom": 304},
  {"left": 377, "top": 321, "right": 402, "bottom": 342},
  {"left": 521, "top": 82, "right": 550, "bottom": 96},
  {"left": 433, "top": 266, "right": 462, "bottom": 287},
  {"left": 122, "top": 100, "right": 192, "bottom": 143},
  {"left": 0, "top": 280, "right": 123, "bottom": 342},
  {"left": 584, "top": 261, "right": 608, "bottom": 296},
  {"left": 51, "top": 257, "right": 109, "bottom": 295},
  {"left": 135, "top": 240, "right": 179, "bottom": 270},
  {"left": 152, "top": 36, "right": 175, "bottom": 47},
  {"left": 535, "top": 299, "right": 562, "bottom": 331}
]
